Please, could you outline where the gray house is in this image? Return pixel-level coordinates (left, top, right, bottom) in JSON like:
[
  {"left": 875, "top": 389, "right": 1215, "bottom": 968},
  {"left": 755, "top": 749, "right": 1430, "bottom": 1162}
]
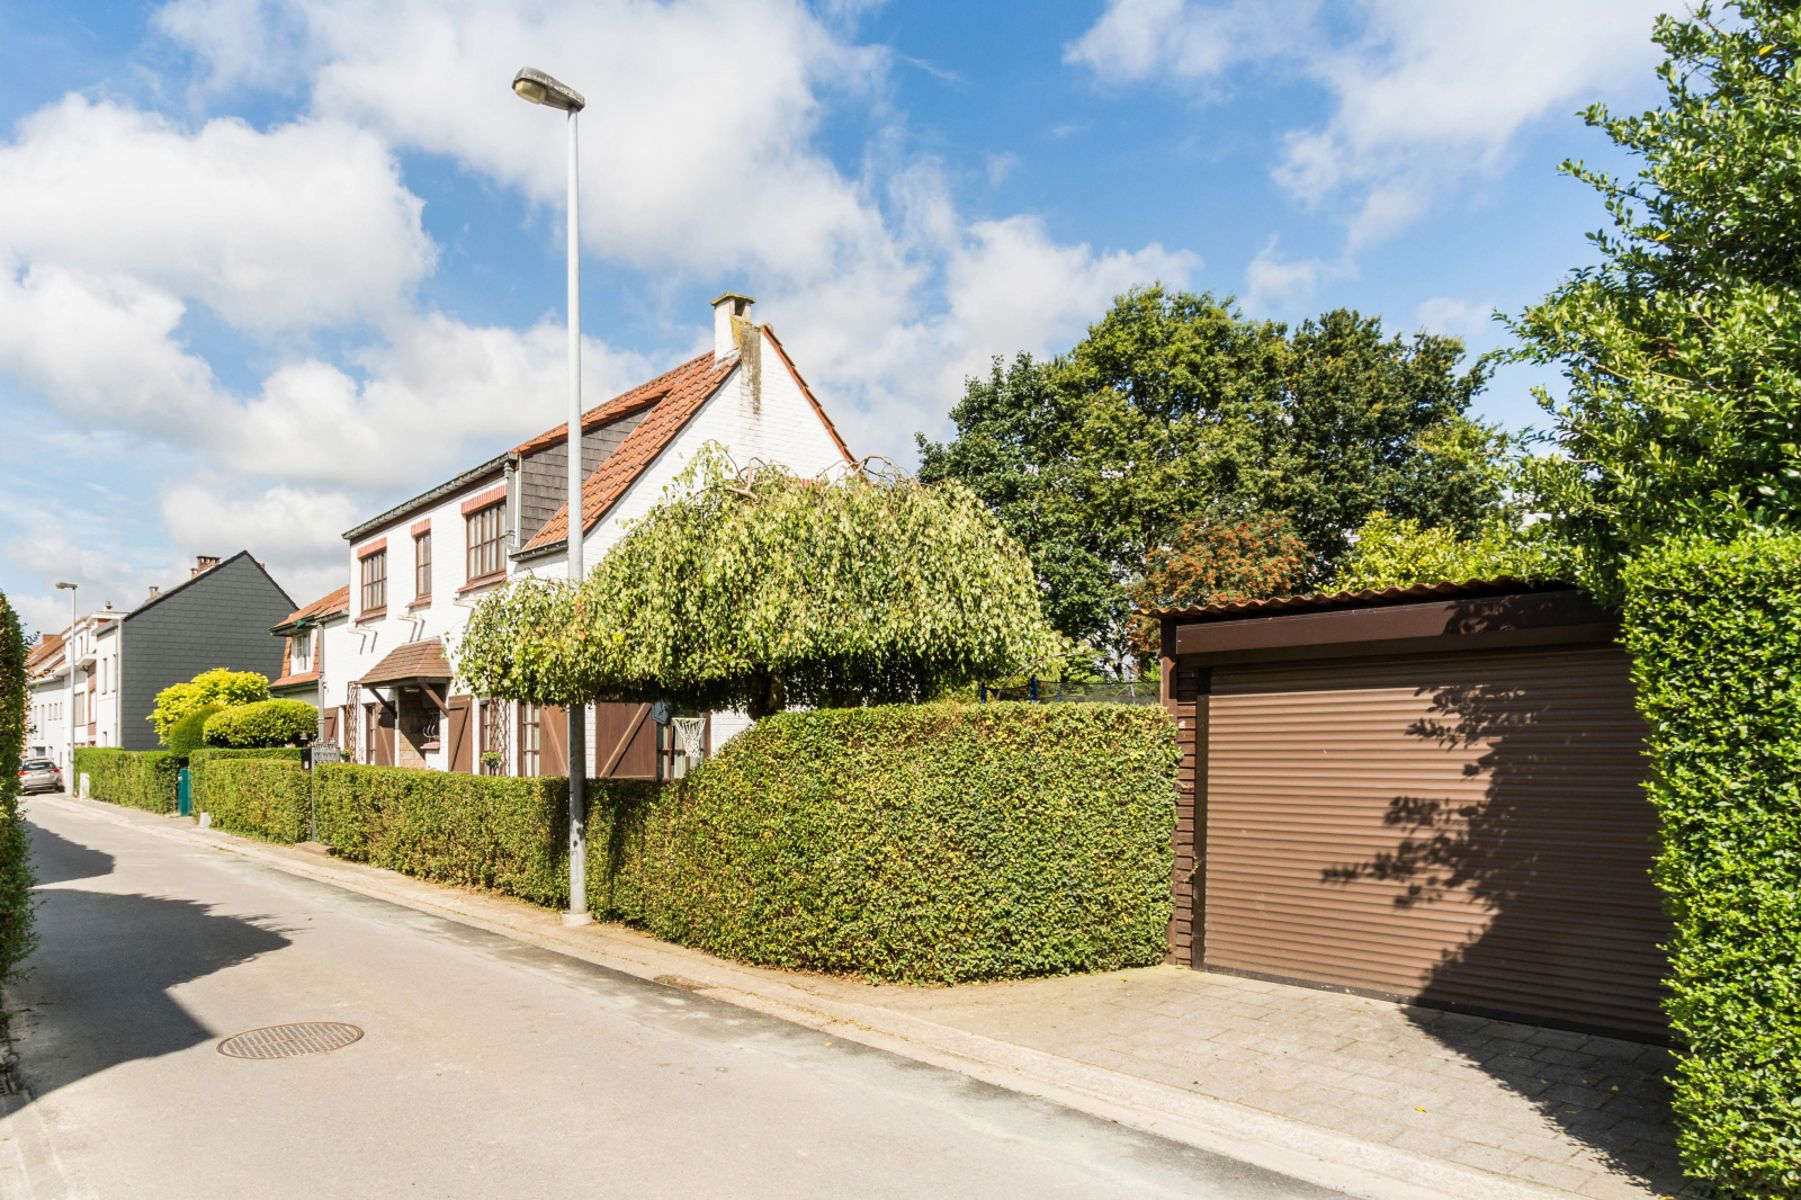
[{"left": 115, "top": 552, "right": 295, "bottom": 750}]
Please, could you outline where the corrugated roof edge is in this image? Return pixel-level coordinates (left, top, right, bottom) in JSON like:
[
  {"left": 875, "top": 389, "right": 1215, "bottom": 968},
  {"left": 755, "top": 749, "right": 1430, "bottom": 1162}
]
[
  {"left": 342, "top": 455, "right": 507, "bottom": 543},
  {"left": 1147, "top": 578, "right": 1578, "bottom": 622}
]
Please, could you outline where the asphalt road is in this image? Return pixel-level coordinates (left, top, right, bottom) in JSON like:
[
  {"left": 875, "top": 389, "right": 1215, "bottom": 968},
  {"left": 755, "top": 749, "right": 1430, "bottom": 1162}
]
[{"left": 2, "top": 795, "right": 1340, "bottom": 1199}]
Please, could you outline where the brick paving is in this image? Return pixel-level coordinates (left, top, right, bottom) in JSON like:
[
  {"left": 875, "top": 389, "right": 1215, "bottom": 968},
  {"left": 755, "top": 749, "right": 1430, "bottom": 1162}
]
[{"left": 858, "top": 966, "right": 1705, "bottom": 1199}]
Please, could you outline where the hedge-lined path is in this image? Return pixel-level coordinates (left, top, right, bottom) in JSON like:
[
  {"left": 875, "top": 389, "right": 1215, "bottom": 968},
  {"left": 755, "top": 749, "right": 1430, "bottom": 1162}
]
[{"left": 3, "top": 794, "right": 1338, "bottom": 1200}]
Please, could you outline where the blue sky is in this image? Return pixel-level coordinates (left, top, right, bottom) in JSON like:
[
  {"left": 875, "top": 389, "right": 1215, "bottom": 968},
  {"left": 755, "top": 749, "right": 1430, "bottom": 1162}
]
[{"left": 0, "top": 0, "right": 1676, "bottom": 634}]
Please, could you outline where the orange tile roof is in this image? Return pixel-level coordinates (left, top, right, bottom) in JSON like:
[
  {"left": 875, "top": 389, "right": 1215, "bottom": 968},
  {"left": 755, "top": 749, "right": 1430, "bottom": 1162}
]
[
  {"left": 274, "top": 585, "right": 349, "bottom": 630},
  {"left": 25, "top": 631, "right": 65, "bottom": 672},
  {"left": 360, "top": 637, "right": 452, "bottom": 686},
  {"left": 510, "top": 352, "right": 715, "bottom": 457},
  {"left": 521, "top": 352, "right": 737, "bottom": 551}
]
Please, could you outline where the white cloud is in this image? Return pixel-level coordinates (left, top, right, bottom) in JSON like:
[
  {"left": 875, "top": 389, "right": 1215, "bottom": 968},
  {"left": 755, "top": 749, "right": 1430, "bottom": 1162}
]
[
  {"left": 0, "top": 96, "right": 432, "bottom": 331},
  {"left": 1241, "top": 237, "right": 1341, "bottom": 315},
  {"left": 1066, "top": 0, "right": 1320, "bottom": 87},
  {"left": 160, "top": 478, "right": 358, "bottom": 599},
  {"left": 1413, "top": 295, "right": 1498, "bottom": 346},
  {"left": 1068, "top": 0, "right": 1674, "bottom": 248}
]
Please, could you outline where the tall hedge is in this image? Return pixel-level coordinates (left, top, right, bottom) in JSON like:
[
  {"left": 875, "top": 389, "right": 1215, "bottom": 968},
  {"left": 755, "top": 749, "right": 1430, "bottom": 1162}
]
[
  {"left": 1622, "top": 531, "right": 1801, "bottom": 1198},
  {"left": 317, "top": 702, "right": 1176, "bottom": 983},
  {"left": 74, "top": 748, "right": 179, "bottom": 813},
  {"left": 0, "top": 592, "right": 35, "bottom": 988},
  {"left": 189, "top": 753, "right": 311, "bottom": 843}
]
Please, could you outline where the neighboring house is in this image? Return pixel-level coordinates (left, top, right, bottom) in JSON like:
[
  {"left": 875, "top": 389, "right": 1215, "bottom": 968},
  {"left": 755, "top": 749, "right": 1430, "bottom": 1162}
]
[
  {"left": 308, "top": 293, "right": 852, "bottom": 777},
  {"left": 111, "top": 552, "right": 295, "bottom": 750},
  {"left": 26, "top": 607, "right": 125, "bottom": 768},
  {"left": 269, "top": 586, "right": 349, "bottom": 729}
]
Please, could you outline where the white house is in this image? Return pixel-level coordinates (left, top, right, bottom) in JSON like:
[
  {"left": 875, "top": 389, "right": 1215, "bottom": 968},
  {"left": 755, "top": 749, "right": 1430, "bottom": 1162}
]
[
  {"left": 25, "top": 603, "right": 125, "bottom": 767},
  {"left": 294, "top": 294, "right": 852, "bottom": 778}
]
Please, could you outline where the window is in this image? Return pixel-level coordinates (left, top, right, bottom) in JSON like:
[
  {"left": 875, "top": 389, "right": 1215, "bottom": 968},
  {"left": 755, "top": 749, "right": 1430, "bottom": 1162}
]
[
  {"left": 481, "top": 699, "right": 507, "bottom": 775},
  {"left": 466, "top": 501, "right": 506, "bottom": 583},
  {"left": 290, "top": 632, "right": 312, "bottom": 673},
  {"left": 414, "top": 531, "right": 432, "bottom": 599},
  {"left": 361, "top": 549, "right": 387, "bottom": 613},
  {"left": 518, "top": 702, "right": 541, "bottom": 777}
]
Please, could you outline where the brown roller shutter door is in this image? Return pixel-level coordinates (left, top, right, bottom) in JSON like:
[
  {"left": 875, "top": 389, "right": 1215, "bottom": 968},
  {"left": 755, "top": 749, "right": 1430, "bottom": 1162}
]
[{"left": 1204, "top": 645, "right": 1668, "bottom": 1037}]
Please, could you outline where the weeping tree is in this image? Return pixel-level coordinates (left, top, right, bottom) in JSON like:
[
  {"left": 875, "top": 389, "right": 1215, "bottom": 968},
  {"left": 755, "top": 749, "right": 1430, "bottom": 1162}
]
[{"left": 455, "top": 449, "right": 1065, "bottom": 718}]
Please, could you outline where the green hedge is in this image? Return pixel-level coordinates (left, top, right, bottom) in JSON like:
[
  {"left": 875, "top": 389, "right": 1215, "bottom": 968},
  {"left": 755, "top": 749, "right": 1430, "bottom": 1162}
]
[
  {"left": 316, "top": 765, "right": 568, "bottom": 904},
  {"left": 1623, "top": 531, "right": 1801, "bottom": 1198},
  {"left": 73, "top": 748, "right": 179, "bottom": 813},
  {"left": 318, "top": 702, "right": 1177, "bottom": 982},
  {"left": 0, "top": 593, "right": 34, "bottom": 989},
  {"left": 189, "top": 748, "right": 305, "bottom": 764},
  {"left": 202, "top": 698, "right": 318, "bottom": 748},
  {"left": 191, "top": 755, "right": 312, "bottom": 843},
  {"left": 167, "top": 703, "right": 222, "bottom": 763}
]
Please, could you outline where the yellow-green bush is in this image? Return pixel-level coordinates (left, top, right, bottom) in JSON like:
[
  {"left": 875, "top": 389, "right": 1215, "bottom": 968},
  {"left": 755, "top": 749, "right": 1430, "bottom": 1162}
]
[
  {"left": 73, "top": 748, "right": 179, "bottom": 813},
  {"left": 317, "top": 702, "right": 1177, "bottom": 982},
  {"left": 1623, "top": 531, "right": 1801, "bottom": 1198}
]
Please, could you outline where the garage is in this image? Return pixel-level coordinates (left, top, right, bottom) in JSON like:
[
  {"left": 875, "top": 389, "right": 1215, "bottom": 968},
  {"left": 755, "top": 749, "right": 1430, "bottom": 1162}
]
[{"left": 1158, "top": 581, "right": 1670, "bottom": 1039}]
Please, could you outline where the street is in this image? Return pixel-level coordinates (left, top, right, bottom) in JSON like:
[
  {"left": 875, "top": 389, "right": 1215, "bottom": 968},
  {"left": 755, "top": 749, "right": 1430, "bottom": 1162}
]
[{"left": 2, "top": 795, "right": 1336, "bottom": 1200}]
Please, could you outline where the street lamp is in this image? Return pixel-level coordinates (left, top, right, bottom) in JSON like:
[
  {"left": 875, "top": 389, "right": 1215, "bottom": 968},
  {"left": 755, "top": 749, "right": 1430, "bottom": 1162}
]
[
  {"left": 512, "top": 65, "right": 592, "bottom": 927},
  {"left": 54, "top": 581, "right": 76, "bottom": 780}
]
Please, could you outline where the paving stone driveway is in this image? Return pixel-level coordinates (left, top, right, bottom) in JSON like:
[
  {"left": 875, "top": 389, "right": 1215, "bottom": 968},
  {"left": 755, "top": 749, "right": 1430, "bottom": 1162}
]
[{"left": 865, "top": 966, "right": 1703, "bottom": 1199}]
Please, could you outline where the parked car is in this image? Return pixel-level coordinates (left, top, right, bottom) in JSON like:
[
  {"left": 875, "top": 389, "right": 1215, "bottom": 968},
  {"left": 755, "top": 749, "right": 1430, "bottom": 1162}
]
[{"left": 18, "top": 758, "right": 63, "bottom": 794}]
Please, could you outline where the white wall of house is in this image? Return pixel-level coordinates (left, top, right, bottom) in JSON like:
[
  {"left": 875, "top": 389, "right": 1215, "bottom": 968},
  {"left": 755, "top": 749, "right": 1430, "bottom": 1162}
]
[
  {"left": 93, "top": 622, "right": 120, "bottom": 748},
  {"left": 320, "top": 311, "right": 849, "bottom": 773}
]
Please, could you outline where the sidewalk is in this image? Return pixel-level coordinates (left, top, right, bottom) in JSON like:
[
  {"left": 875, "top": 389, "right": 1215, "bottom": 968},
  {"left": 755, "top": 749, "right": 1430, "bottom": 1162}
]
[{"left": 35, "top": 795, "right": 1698, "bottom": 1200}]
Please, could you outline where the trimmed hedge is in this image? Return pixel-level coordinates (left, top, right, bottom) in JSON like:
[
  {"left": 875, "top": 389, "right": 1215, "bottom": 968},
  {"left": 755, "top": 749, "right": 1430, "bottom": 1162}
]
[
  {"left": 0, "top": 592, "right": 35, "bottom": 989},
  {"left": 74, "top": 748, "right": 179, "bottom": 813},
  {"left": 167, "top": 703, "right": 222, "bottom": 763},
  {"left": 1623, "top": 531, "right": 1801, "bottom": 1198},
  {"left": 318, "top": 702, "right": 1177, "bottom": 983},
  {"left": 203, "top": 698, "right": 318, "bottom": 748},
  {"left": 190, "top": 755, "right": 312, "bottom": 843},
  {"left": 315, "top": 766, "right": 568, "bottom": 905}
]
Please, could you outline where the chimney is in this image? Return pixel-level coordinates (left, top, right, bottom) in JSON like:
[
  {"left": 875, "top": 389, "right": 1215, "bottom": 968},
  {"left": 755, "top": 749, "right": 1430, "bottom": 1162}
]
[
  {"left": 145, "top": 587, "right": 160, "bottom": 603},
  {"left": 711, "top": 292, "right": 754, "bottom": 364},
  {"left": 192, "top": 554, "right": 220, "bottom": 578}
]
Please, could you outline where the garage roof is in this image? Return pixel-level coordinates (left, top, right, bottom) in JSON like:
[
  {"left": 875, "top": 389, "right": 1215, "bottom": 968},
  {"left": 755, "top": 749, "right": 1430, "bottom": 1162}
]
[{"left": 1148, "top": 578, "right": 1574, "bottom": 623}]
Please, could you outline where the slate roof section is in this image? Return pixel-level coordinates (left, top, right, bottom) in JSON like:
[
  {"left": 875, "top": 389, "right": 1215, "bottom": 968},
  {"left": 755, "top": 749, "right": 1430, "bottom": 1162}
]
[
  {"left": 359, "top": 637, "right": 452, "bottom": 686},
  {"left": 1149, "top": 578, "right": 1574, "bottom": 622},
  {"left": 272, "top": 586, "right": 350, "bottom": 633},
  {"left": 125, "top": 550, "right": 295, "bottom": 620},
  {"left": 519, "top": 353, "right": 737, "bottom": 552}
]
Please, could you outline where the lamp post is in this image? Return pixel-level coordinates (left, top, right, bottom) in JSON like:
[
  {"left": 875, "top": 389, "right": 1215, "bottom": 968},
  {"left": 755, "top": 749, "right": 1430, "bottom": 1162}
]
[
  {"left": 53, "top": 581, "right": 76, "bottom": 779},
  {"left": 512, "top": 66, "right": 592, "bottom": 926}
]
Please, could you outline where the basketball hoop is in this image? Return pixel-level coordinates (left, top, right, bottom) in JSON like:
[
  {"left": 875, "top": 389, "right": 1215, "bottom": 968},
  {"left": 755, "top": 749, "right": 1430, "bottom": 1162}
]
[{"left": 672, "top": 717, "right": 705, "bottom": 761}]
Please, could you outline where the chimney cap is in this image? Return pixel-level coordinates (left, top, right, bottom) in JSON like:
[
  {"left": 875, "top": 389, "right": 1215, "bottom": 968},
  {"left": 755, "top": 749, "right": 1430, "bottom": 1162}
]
[{"left": 710, "top": 292, "right": 755, "bottom": 312}]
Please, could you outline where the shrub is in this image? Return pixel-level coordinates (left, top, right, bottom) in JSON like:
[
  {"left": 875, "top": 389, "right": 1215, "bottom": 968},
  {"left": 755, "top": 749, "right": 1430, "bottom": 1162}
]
[
  {"left": 1622, "top": 531, "right": 1801, "bottom": 1198},
  {"left": 190, "top": 755, "right": 312, "bottom": 843},
  {"left": 318, "top": 702, "right": 1177, "bottom": 983},
  {"left": 203, "top": 699, "right": 318, "bottom": 748},
  {"left": 166, "top": 703, "right": 222, "bottom": 764},
  {"left": 148, "top": 668, "right": 269, "bottom": 744},
  {"left": 0, "top": 592, "right": 35, "bottom": 988},
  {"left": 73, "top": 748, "right": 179, "bottom": 813}
]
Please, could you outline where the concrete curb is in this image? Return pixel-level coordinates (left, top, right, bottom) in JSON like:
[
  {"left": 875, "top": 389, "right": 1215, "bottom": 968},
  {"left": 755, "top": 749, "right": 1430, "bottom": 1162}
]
[{"left": 33, "top": 795, "right": 1577, "bottom": 1200}]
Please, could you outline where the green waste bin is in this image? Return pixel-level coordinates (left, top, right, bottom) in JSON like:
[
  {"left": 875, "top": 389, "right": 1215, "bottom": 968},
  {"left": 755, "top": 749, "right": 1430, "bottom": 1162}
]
[{"left": 177, "top": 767, "right": 192, "bottom": 817}]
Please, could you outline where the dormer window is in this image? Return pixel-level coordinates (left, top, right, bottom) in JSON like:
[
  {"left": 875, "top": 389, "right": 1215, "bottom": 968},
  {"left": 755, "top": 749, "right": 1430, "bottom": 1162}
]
[{"left": 291, "top": 632, "right": 312, "bottom": 673}]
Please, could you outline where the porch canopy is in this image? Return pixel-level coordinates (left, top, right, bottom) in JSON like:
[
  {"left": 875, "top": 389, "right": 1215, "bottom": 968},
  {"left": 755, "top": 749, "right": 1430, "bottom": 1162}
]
[{"left": 360, "top": 638, "right": 452, "bottom": 707}]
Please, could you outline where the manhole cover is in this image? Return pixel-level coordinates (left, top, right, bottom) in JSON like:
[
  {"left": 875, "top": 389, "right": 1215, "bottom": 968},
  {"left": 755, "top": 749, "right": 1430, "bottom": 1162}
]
[{"left": 218, "top": 1022, "right": 364, "bottom": 1060}]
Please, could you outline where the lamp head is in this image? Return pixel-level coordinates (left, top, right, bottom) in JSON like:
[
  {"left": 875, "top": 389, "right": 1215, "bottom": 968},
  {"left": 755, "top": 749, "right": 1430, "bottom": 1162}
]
[
  {"left": 53, "top": 581, "right": 76, "bottom": 591},
  {"left": 512, "top": 67, "right": 584, "bottom": 112}
]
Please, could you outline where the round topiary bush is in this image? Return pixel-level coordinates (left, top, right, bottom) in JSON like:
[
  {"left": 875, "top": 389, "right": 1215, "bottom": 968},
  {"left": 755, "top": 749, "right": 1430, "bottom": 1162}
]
[{"left": 202, "top": 699, "right": 319, "bottom": 749}]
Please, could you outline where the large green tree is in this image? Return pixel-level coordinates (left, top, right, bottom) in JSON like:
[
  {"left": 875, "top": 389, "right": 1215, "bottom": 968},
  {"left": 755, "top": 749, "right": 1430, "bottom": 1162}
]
[
  {"left": 456, "top": 450, "right": 1064, "bottom": 718},
  {"left": 919, "top": 287, "right": 1506, "bottom": 666},
  {"left": 1511, "top": 1, "right": 1801, "bottom": 593}
]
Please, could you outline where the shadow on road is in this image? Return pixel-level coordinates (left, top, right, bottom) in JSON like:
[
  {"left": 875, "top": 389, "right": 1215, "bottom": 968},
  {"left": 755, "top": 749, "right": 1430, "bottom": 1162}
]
[
  {"left": 26, "top": 824, "right": 115, "bottom": 887},
  {"left": 18, "top": 819, "right": 291, "bottom": 1100}
]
